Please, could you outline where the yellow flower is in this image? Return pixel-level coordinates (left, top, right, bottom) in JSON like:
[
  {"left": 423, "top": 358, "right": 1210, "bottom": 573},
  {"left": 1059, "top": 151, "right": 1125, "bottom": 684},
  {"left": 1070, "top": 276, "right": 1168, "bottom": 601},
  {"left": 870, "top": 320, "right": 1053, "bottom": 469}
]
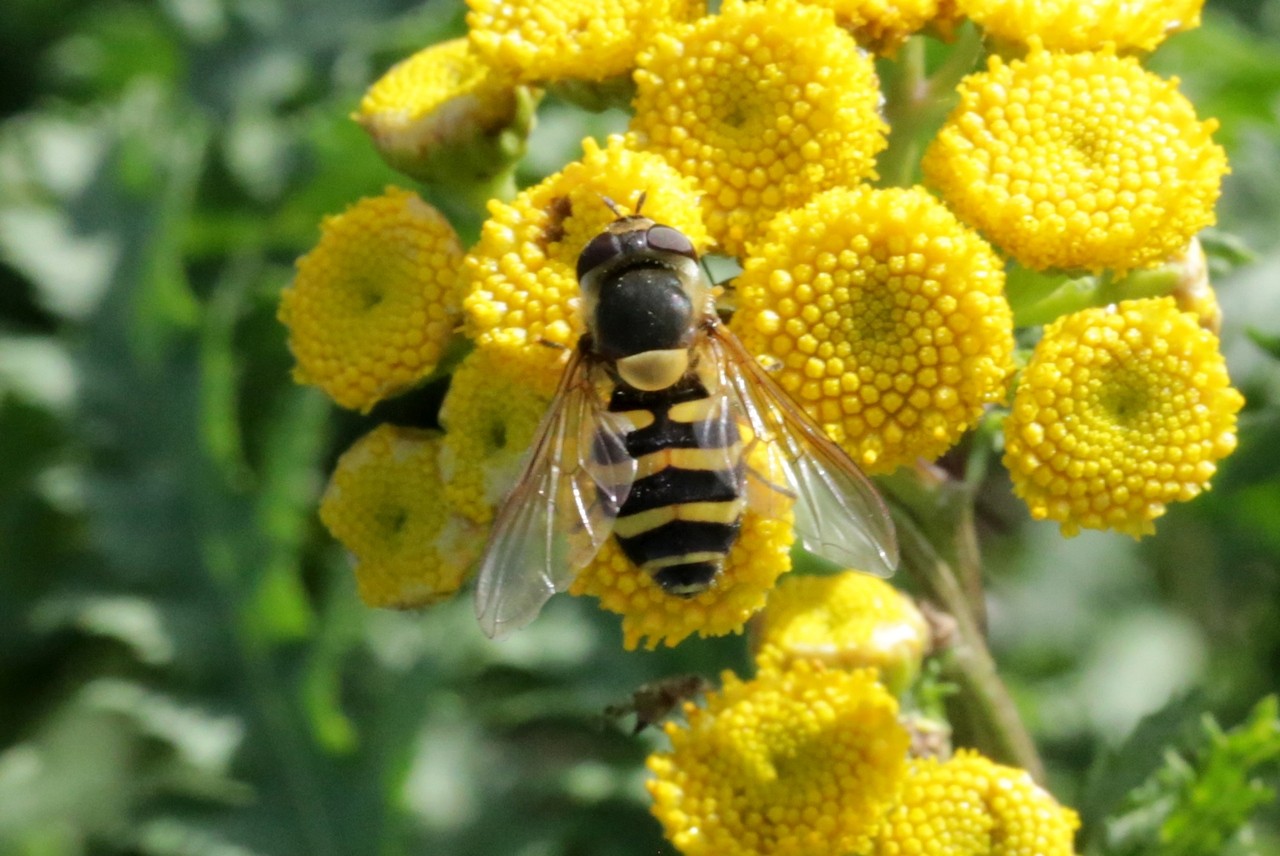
[
  {"left": 958, "top": 0, "right": 1203, "bottom": 52},
  {"left": 923, "top": 44, "right": 1227, "bottom": 276},
  {"left": 647, "top": 660, "right": 908, "bottom": 856},
  {"left": 438, "top": 346, "right": 554, "bottom": 524},
  {"left": 629, "top": 0, "right": 887, "bottom": 256},
  {"left": 755, "top": 571, "right": 929, "bottom": 695},
  {"left": 463, "top": 135, "right": 708, "bottom": 393},
  {"left": 870, "top": 750, "right": 1080, "bottom": 856},
  {"left": 805, "top": 0, "right": 940, "bottom": 54},
  {"left": 320, "top": 425, "right": 484, "bottom": 608},
  {"left": 279, "top": 188, "right": 464, "bottom": 412},
  {"left": 354, "top": 38, "right": 537, "bottom": 185},
  {"left": 730, "top": 185, "right": 1014, "bottom": 474},
  {"left": 1003, "top": 298, "right": 1243, "bottom": 538},
  {"left": 467, "top": 0, "right": 705, "bottom": 84}
]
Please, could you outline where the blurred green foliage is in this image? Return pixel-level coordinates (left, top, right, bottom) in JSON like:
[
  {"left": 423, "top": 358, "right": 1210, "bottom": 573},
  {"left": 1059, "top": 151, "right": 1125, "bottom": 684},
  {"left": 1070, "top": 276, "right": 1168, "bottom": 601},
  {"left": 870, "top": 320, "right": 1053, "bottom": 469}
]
[{"left": 0, "top": 1, "right": 1277, "bottom": 855}]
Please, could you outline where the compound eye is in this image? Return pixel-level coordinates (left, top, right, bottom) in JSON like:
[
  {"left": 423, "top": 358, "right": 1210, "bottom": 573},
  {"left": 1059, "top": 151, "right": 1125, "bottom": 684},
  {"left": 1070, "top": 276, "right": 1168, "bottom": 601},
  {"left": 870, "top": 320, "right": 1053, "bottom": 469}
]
[
  {"left": 576, "top": 232, "right": 623, "bottom": 282},
  {"left": 646, "top": 224, "right": 697, "bottom": 259}
]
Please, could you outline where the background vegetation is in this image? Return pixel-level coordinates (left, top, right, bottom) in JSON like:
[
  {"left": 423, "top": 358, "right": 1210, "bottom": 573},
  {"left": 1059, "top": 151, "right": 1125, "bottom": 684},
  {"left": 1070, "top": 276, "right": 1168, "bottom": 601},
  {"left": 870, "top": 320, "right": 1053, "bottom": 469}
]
[{"left": 0, "top": 0, "right": 1277, "bottom": 853}]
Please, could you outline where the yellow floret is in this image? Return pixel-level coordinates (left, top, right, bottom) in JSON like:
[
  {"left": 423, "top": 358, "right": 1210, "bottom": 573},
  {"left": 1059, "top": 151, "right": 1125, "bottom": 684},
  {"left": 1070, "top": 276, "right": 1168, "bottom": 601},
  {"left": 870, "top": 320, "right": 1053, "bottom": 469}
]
[
  {"left": 571, "top": 438, "right": 795, "bottom": 650},
  {"left": 320, "top": 425, "right": 484, "bottom": 608},
  {"left": 805, "top": 0, "right": 941, "bottom": 54},
  {"left": 1003, "top": 297, "right": 1244, "bottom": 538},
  {"left": 870, "top": 753, "right": 994, "bottom": 855},
  {"left": 279, "top": 188, "right": 463, "bottom": 412},
  {"left": 468, "top": 0, "right": 705, "bottom": 84},
  {"left": 958, "top": 0, "right": 1203, "bottom": 52},
  {"left": 756, "top": 571, "right": 930, "bottom": 695},
  {"left": 647, "top": 660, "right": 909, "bottom": 856},
  {"left": 354, "top": 38, "right": 536, "bottom": 184},
  {"left": 629, "top": 0, "right": 887, "bottom": 256},
  {"left": 438, "top": 345, "right": 556, "bottom": 524},
  {"left": 869, "top": 750, "right": 1080, "bottom": 856},
  {"left": 923, "top": 44, "right": 1227, "bottom": 276},
  {"left": 463, "top": 135, "right": 708, "bottom": 393},
  {"left": 731, "top": 185, "right": 1014, "bottom": 474}
]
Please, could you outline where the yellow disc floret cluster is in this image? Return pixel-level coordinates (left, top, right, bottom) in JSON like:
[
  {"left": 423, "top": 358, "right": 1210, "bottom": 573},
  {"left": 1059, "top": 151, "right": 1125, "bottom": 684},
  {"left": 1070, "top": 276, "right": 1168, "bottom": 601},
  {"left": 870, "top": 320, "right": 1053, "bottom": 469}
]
[
  {"left": 731, "top": 186, "right": 1013, "bottom": 474},
  {"left": 572, "top": 439, "right": 795, "bottom": 650},
  {"left": 869, "top": 750, "right": 1080, "bottom": 855},
  {"left": 467, "top": 0, "right": 704, "bottom": 84},
  {"left": 320, "top": 425, "right": 484, "bottom": 608},
  {"left": 437, "top": 346, "right": 554, "bottom": 525},
  {"left": 923, "top": 44, "right": 1227, "bottom": 276},
  {"left": 756, "top": 571, "right": 930, "bottom": 695},
  {"left": 809, "top": 0, "right": 942, "bottom": 54},
  {"left": 629, "top": 0, "right": 887, "bottom": 256},
  {"left": 354, "top": 38, "right": 530, "bottom": 184},
  {"left": 959, "top": 0, "right": 1204, "bottom": 52},
  {"left": 647, "top": 660, "right": 908, "bottom": 856},
  {"left": 463, "top": 135, "right": 709, "bottom": 392},
  {"left": 279, "top": 187, "right": 463, "bottom": 412},
  {"left": 1003, "top": 298, "right": 1243, "bottom": 538}
]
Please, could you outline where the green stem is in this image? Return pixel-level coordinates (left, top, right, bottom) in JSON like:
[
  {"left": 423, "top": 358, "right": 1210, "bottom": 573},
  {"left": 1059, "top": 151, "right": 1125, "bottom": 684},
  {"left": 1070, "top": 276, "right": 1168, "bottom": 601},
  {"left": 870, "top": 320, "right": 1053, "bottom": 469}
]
[
  {"left": 878, "top": 37, "right": 929, "bottom": 188},
  {"left": 884, "top": 469, "right": 1046, "bottom": 781},
  {"left": 878, "top": 24, "right": 984, "bottom": 189}
]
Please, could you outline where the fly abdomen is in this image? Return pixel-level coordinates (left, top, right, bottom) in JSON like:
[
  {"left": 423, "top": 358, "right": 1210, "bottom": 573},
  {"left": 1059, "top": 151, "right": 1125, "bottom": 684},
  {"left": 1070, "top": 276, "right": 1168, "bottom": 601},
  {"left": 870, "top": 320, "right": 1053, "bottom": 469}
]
[{"left": 603, "top": 375, "right": 746, "bottom": 596}]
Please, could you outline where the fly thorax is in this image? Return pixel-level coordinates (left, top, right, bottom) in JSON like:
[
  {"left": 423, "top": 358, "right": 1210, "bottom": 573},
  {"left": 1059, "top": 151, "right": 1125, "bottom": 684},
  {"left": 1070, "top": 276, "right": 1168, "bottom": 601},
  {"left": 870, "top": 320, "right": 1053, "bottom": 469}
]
[{"left": 592, "top": 266, "right": 696, "bottom": 358}]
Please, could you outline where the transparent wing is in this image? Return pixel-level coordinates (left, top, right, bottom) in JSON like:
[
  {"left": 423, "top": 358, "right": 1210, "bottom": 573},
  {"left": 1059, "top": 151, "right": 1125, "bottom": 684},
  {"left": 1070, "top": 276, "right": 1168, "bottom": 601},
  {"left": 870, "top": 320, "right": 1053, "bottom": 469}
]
[
  {"left": 475, "top": 348, "right": 636, "bottom": 638},
  {"left": 706, "top": 324, "right": 898, "bottom": 575}
]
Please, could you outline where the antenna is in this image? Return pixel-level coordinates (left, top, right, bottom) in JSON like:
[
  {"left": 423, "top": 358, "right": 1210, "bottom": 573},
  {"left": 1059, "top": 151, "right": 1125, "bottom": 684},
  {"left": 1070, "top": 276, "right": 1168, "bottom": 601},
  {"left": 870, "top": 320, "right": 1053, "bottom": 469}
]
[{"left": 600, "top": 191, "right": 649, "bottom": 219}]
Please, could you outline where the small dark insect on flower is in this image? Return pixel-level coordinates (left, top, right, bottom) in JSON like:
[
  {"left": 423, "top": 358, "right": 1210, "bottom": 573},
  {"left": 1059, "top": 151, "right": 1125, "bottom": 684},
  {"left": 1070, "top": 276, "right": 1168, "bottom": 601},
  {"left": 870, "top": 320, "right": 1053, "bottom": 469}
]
[{"left": 604, "top": 674, "right": 714, "bottom": 734}]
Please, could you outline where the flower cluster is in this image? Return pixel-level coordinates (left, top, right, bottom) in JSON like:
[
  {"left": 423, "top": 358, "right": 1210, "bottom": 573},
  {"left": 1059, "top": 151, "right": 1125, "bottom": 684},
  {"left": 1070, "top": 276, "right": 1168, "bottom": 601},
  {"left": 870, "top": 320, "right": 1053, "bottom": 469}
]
[
  {"left": 278, "top": 0, "right": 1240, "bottom": 640},
  {"left": 320, "top": 425, "right": 483, "bottom": 607},
  {"left": 868, "top": 750, "right": 1080, "bottom": 855},
  {"left": 279, "top": 187, "right": 463, "bottom": 412},
  {"left": 647, "top": 659, "right": 909, "bottom": 856},
  {"left": 923, "top": 40, "right": 1226, "bottom": 276},
  {"left": 730, "top": 185, "right": 1013, "bottom": 474},
  {"left": 275, "top": 3, "right": 1245, "bottom": 854},
  {"left": 755, "top": 570, "right": 930, "bottom": 694},
  {"left": 1003, "top": 298, "right": 1242, "bottom": 537},
  {"left": 649, "top": 631, "right": 1079, "bottom": 856}
]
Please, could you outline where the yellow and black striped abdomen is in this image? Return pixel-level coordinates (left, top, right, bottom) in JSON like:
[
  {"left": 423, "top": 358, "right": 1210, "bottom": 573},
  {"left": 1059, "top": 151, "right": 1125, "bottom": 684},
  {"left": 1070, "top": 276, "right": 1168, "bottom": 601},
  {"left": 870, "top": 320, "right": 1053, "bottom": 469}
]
[{"left": 604, "top": 374, "right": 745, "bottom": 596}]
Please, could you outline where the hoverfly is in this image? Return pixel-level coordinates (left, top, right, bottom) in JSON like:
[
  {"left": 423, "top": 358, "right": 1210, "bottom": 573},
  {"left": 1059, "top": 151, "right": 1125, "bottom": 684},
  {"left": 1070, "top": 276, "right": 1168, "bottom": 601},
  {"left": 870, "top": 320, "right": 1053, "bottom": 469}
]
[{"left": 474, "top": 198, "right": 898, "bottom": 638}]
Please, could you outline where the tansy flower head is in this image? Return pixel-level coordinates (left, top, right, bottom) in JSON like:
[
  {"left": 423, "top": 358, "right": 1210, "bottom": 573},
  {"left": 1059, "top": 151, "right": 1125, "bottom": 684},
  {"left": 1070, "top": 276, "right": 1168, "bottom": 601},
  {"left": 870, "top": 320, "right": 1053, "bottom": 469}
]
[
  {"left": 571, "top": 438, "right": 795, "bottom": 650},
  {"left": 755, "top": 571, "right": 929, "bottom": 695},
  {"left": 279, "top": 188, "right": 464, "bottom": 412},
  {"left": 438, "top": 346, "right": 554, "bottom": 525},
  {"left": 320, "top": 425, "right": 484, "bottom": 608},
  {"left": 806, "top": 0, "right": 941, "bottom": 54},
  {"left": 959, "top": 0, "right": 1203, "bottom": 52},
  {"left": 1003, "top": 297, "right": 1243, "bottom": 538},
  {"left": 629, "top": 0, "right": 887, "bottom": 256},
  {"left": 923, "top": 44, "right": 1227, "bottom": 276},
  {"left": 869, "top": 750, "right": 1080, "bottom": 855},
  {"left": 730, "top": 185, "right": 1013, "bottom": 474},
  {"left": 647, "top": 660, "right": 909, "bottom": 856},
  {"left": 463, "top": 135, "right": 708, "bottom": 392},
  {"left": 355, "top": 38, "right": 536, "bottom": 185},
  {"left": 467, "top": 0, "right": 705, "bottom": 85}
]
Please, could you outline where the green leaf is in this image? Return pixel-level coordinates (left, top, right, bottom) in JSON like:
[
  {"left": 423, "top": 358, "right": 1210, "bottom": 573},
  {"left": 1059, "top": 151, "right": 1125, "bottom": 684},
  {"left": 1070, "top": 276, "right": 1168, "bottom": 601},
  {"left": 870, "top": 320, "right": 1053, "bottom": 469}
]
[{"left": 1097, "top": 696, "right": 1280, "bottom": 856}]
